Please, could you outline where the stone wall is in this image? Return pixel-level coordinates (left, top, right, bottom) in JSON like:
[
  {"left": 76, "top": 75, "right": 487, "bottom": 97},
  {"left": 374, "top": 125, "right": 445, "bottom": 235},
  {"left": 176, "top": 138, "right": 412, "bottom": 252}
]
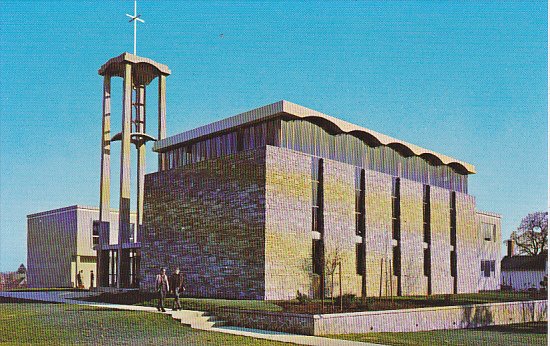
[
  {"left": 313, "top": 300, "right": 547, "bottom": 335},
  {"left": 264, "top": 146, "right": 313, "bottom": 300},
  {"left": 363, "top": 170, "right": 395, "bottom": 297},
  {"left": 400, "top": 179, "right": 428, "bottom": 296},
  {"left": 216, "top": 300, "right": 547, "bottom": 335},
  {"left": 455, "top": 192, "right": 479, "bottom": 293},
  {"left": 323, "top": 159, "right": 361, "bottom": 297},
  {"left": 216, "top": 308, "right": 314, "bottom": 335},
  {"left": 141, "top": 149, "right": 267, "bottom": 299},
  {"left": 430, "top": 186, "right": 453, "bottom": 294}
]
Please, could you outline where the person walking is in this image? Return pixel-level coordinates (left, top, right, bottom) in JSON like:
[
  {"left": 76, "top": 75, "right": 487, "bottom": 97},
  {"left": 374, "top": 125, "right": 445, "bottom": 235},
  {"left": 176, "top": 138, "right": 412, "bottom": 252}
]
[
  {"left": 155, "top": 268, "right": 169, "bottom": 312},
  {"left": 76, "top": 270, "right": 83, "bottom": 288},
  {"left": 170, "top": 267, "right": 185, "bottom": 311},
  {"left": 90, "top": 270, "right": 95, "bottom": 289}
]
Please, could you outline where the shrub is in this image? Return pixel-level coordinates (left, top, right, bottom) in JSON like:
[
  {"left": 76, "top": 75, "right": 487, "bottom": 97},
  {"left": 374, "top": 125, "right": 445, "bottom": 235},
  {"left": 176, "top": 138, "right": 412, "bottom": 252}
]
[
  {"left": 296, "top": 290, "right": 310, "bottom": 304},
  {"left": 339, "top": 294, "right": 356, "bottom": 306}
]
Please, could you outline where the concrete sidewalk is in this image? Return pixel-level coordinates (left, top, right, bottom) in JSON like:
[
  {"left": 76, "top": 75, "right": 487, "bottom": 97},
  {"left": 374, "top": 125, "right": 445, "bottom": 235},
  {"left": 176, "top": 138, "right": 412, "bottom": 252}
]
[{"left": 0, "top": 291, "right": 382, "bottom": 346}]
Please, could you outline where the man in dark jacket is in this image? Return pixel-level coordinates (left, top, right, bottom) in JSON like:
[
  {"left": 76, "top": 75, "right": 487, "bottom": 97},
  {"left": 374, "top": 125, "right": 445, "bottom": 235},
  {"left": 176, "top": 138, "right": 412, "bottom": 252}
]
[
  {"left": 155, "top": 268, "right": 169, "bottom": 312},
  {"left": 170, "top": 267, "right": 185, "bottom": 311}
]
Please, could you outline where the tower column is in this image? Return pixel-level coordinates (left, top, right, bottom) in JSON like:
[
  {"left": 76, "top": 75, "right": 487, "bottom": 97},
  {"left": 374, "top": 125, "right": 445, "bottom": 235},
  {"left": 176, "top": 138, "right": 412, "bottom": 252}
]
[
  {"left": 118, "top": 62, "right": 133, "bottom": 288},
  {"left": 136, "top": 84, "right": 146, "bottom": 242},
  {"left": 98, "top": 75, "right": 111, "bottom": 288},
  {"left": 158, "top": 74, "right": 167, "bottom": 170}
]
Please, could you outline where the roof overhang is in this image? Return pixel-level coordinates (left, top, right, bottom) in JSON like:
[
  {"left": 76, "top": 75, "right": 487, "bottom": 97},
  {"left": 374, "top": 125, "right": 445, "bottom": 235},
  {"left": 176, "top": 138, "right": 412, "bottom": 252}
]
[
  {"left": 154, "top": 100, "right": 476, "bottom": 174},
  {"left": 98, "top": 52, "right": 171, "bottom": 86}
]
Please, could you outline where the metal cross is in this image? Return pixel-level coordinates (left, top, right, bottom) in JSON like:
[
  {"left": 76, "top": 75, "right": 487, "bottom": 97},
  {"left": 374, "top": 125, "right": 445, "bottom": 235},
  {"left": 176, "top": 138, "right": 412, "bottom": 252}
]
[{"left": 126, "top": 0, "right": 145, "bottom": 55}]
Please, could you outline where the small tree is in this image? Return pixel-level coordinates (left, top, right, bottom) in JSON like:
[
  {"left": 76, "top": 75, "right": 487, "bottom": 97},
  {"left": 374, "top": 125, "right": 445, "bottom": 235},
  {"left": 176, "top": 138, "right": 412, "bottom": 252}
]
[
  {"left": 324, "top": 246, "right": 342, "bottom": 310},
  {"left": 511, "top": 212, "right": 548, "bottom": 256}
]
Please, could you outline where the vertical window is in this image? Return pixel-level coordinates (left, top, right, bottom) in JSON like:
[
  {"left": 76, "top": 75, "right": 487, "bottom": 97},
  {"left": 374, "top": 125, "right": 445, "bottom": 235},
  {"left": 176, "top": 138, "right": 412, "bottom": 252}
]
[
  {"left": 450, "top": 191, "right": 457, "bottom": 293},
  {"left": 423, "top": 185, "right": 431, "bottom": 244},
  {"left": 392, "top": 177, "right": 401, "bottom": 241},
  {"left": 311, "top": 158, "right": 322, "bottom": 233},
  {"left": 312, "top": 158, "right": 324, "bottom": 277},
  {"left": 129, "top": 223, "right": 135, "bottom": 243},
  {"left": 450, "top": 251, "right": 457, "bottom": 277},
  {"left": 391, "top": 176, "right": 401, "bottom": 295},
  {"left": 481, "top": 260, "right": 492, "bottom": 278},
  {"left": 423, "top": 248, "right": 431, "bottom": 277},
  {"left": 92, "top": 221, "right": 100, "bottom": 246},
  {"left": 313, "top": 240, "right": 323, "bottom": 275},
  {"left": 356, "top": 243, "right": 365, "bottom": 275},
  {"left": 482, "top": 222, "right": 497, "bottom": 242},
  {"left": 450, "top": 191, "right": 456, "bottom": 246},
  {"left": 392, "top": 246, "right": 401, "bottom": 276},
  {"left": 355, "top": 168, "right": 365, "bottom": 237}
]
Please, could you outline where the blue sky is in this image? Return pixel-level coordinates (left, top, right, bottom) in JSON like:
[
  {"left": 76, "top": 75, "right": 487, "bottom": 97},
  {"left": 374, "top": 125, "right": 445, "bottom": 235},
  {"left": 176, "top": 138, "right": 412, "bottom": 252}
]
[{"left": 0, "top": 1, "right": 547, "bottom": 271}]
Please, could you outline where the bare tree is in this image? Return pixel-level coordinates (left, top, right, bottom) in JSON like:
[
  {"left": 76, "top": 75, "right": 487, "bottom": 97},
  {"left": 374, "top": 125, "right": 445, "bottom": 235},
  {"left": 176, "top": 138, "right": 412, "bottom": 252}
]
[
  {"left": 324, "top": 246, "right": 342, "bottom": 309},
  {"left": 511, "top": 211, "right": 548, "bottom": 256}
]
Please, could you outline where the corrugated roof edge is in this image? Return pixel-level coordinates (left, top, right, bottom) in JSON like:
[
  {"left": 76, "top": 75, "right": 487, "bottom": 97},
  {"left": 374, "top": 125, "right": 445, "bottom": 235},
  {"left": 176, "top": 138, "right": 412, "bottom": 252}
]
[{"left": 154, "top": 100, "right": 476, "bottom": 174}]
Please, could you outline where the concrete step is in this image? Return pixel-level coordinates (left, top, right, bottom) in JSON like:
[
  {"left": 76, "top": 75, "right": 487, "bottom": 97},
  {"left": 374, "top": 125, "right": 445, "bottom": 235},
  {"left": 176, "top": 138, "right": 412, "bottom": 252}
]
[
  {"left": 166, "top": 309, "right": 225, "bottom": 330},
  {"left": 194, "top": 320, "right": 228, "bottom": 329}
]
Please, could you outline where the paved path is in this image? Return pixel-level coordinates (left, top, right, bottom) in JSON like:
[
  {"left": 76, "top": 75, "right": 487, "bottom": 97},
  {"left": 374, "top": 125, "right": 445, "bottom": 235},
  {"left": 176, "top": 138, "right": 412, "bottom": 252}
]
[{"left": 0, "top": 291, "right": 381, "bottom": 346}]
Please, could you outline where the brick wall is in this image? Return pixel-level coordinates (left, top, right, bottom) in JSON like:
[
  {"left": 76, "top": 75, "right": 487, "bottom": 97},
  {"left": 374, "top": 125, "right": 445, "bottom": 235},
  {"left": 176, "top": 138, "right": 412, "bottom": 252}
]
[{"left": 141, "top": 149, "right": 267, "bottom": 299}]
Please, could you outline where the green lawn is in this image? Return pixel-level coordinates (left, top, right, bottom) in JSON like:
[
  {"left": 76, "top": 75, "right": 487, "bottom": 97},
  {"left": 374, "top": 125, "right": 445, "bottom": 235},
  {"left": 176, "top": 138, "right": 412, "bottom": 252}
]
[
  {"left": 327, "top": 322, "right": 548, "bottom": 346},
  {"left": 82, "top": 291, "right": 283, "bottom": 312},
  {"left": 83, "top": 290, "right": 545, "bottom": 315},
  {"left": 0, "top": 303, "right": 290, "bottom": 345},
  {"left": 141, "top": 297, "right": 284, "bottom": 312}
]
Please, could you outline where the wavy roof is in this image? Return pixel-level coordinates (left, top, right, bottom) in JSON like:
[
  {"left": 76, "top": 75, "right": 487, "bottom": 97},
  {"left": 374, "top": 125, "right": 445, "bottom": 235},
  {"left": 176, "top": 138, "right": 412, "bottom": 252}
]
[{"left": 154, "top": 100, "right": 476, "bottom": 174}]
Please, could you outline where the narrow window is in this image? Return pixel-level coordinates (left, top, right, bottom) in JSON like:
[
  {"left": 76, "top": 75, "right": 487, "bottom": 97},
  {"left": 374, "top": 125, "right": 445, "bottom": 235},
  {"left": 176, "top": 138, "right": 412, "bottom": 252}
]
[
  {"left": 423, "top": 248, "right": 431, "bottom": 277},
  {"left": 356, "top": 243, "right": 365, "bottom": 275},
  {"left": 423, "top": 185, "right": 431, "bottom": 244},
  {"left": 450, "top": 251, "right": 457, "bottom": 277},
  {"left": 392, "top": 246, "right": 401, "bottom": 277},
  {"left": 450, "top": 191, "right": 457, "bottom": 293},
  {"left": 392, "top": 177, "right": 401, "bottom": 241},
  {"left": 312, "top": 240, "right": 323, "bottom": 275},
  {"left": 355, "top": 168, "right": 365, "bottom": 237},
  {"left": 450, "top": 191, "right": 456, "bottom": 247},
  {"left": 311, "top": 158, "right": 323, "bottom": 234},
  {"left": 482, "top": 222, "right": 493, "bottom": 241},
  {"left": 92, "top": 221, "right": 100, "bottom": 246},
  {"left": 311, "top": 158, "right": 324, "bottom": 278}
]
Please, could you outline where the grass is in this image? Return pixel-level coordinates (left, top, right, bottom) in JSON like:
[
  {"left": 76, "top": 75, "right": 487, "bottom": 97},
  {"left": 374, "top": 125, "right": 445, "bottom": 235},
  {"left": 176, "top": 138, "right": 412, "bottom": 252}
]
[
  {"left": 81, "top": 290, "right": 546, "bottom": 315},
  {"left": 82, "top": 291, "right": 283, "bottom": 312},
  {"left": 326, "top": 322, "right": 548, "bottom": 346},
  {"left": 0, "top": 302, "right": 290, "bottom": 345}
]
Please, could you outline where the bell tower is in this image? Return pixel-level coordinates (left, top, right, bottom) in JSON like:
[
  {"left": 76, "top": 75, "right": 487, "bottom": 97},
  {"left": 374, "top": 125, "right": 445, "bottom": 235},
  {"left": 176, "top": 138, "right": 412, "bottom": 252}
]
[{"left": 96, "top": 53, "right": 170, "bottom": 288}]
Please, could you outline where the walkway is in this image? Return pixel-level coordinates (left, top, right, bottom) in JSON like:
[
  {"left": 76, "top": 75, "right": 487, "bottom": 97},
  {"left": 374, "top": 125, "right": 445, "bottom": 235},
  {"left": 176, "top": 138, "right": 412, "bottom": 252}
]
[{"left": 0, "top": 291, "right": 381, "bottom": 346}]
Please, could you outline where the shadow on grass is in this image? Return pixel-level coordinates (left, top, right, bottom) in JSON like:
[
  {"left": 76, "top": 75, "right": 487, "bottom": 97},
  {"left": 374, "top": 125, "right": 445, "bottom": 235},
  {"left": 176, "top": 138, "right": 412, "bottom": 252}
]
[
  {"left": 477, "top": 322, "right": 547, "bottom": 334},
  {"left": 0, "top": 297, "right": 59, "bottom": 304}
]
